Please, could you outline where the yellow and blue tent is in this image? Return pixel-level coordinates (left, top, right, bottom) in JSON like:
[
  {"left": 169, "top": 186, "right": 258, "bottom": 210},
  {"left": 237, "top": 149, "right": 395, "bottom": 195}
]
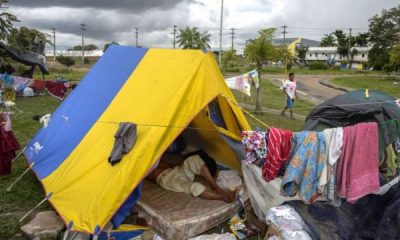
[{"left": 24, "top": 46, "right": 250, "bottom": 234}]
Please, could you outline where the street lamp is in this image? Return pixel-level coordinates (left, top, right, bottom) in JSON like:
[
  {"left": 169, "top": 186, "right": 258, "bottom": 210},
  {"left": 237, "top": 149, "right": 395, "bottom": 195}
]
[{"left": 81, "top": 23, "right": 86, "bottom": 63}]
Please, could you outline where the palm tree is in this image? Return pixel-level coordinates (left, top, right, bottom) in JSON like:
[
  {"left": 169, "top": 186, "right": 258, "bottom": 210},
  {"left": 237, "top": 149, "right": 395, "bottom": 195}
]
[
  {"left": 176, "top": 27, "right": 211, "bottom": 50},
  {"left": 320, "top": 33, "right": 336, "bottom": 47}
]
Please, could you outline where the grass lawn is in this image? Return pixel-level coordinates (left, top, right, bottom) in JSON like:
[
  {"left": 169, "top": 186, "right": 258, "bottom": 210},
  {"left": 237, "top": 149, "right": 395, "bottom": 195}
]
[
  {"left": 33, "top": 69, "right": 88, "bottom": 82},
  {"left": 0, "top": 96, "right": 60, "bottom": 239},
  {"left": 232, "top": 77, "right": 316, "bottom": 116},
  {"left": 330, "top": 76, "right": 400, "bottom": 98},
  {"left": 245, "top": 110, "right": 305, "bottom": 132},
  {"left": 224, "top": 66, "right": 388, "bottom": 76}
]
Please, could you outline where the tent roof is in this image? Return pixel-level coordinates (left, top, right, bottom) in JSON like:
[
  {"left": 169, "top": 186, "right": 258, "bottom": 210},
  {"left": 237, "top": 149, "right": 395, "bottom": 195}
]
[
  {"left": 24, "top": 46, "right": 250, "bottom": 233},
  {"left": 304, "top": 90, "right": 400, "bottom": 131}
]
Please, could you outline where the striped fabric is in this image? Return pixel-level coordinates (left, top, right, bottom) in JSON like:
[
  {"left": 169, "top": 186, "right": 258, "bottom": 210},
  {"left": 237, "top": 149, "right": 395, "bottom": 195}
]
[{"left": 262, "top": 127, "right": 293, "bottom": 181}]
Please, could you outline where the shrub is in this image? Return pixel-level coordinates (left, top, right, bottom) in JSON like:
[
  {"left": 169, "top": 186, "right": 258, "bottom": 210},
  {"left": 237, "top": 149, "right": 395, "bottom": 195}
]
[
  {"left": 308, "top": 61, "right": 329, "bottom": 70},
  {"left": 83, "top": 57, "right": 90, "bottom": 64},
  {"left": 56, "top": 55, "right": 75, "bottom": 68}
]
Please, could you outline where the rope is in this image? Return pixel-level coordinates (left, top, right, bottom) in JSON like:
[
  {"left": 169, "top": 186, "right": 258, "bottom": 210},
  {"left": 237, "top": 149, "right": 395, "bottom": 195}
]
[
  {"left": 19, "top": 192, "right": 52, "bottom": 223},
  {"left": 12, "top": 147, "right": 26, "bottom": 162},
  {"left": 6, "top": 162, "right": 35, "bottom": 192},
  {"left": 221, "top": 95, "right": 270, "bottom": 128}
]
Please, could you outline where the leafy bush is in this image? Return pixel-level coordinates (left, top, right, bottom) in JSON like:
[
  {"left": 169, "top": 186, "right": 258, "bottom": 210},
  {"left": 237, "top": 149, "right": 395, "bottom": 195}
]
[
  {"left": 383, "top": 64, "right": 395, "bottom": 73},
  {"left": 56, "top": 55, "right": 75, "bottom": 67},
  {"left": 308, "top": 61, "right": 329, "bottom": 70},
  {"left": 83, "top": 57, "right": 90, "bottom": 64}
]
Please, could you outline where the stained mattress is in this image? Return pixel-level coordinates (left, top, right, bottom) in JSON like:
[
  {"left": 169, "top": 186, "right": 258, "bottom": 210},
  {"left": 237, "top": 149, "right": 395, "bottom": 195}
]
[{"left": 136, "top": 180, "right": 249, "bottom": 240}]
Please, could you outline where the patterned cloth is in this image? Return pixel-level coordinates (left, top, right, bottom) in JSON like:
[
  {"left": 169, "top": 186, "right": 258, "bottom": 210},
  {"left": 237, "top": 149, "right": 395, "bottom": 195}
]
[
  {"left": 337, "top": 122, "right": 380, "bottom": 203},
  {"left": 262, "top": 127, "right": 292, "bottom": 182},
  {"left": 281, "top": 131, "right": 326, "bottom": 204},
  {"left": 241, "top": 130, "right": 267, "bottom": 166}
]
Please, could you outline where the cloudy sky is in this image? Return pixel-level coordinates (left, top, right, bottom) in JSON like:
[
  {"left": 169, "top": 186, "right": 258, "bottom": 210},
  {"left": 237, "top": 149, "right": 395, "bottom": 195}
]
[{"left": 6, "top": 0, "right": 399, "bottom": 51}]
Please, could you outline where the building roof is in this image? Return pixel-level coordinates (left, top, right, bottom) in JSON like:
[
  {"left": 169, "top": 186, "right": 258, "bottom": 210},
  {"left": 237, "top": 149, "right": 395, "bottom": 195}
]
[{"left": 272, "top": 38, "right": 321, "bottom": 47}]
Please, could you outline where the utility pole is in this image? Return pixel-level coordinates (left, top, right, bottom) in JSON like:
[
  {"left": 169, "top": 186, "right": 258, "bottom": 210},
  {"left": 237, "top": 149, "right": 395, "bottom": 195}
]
[
  {"left": 80, "top": 24, "right": 86, "bottom": 63},
  {"left": 171, "top": 25, "right": 177, "bottom": 49},
  {"left": 135, "top": 28, "right": 139, "bottom": 47},
  {"left": 218, "top": 0, "right": 224, "bottom": 66},
  {"left": 348, "top": 28, "right": 352, "bottom": 60},
  {"left": 281, "top": 25, "right": 288, "bottom": 74},
  {"left": 229, "top": 28, "right": 235, "bottom": 50},
  {"left": 51, "top": 28, "right": 56, "bottom": 62}
]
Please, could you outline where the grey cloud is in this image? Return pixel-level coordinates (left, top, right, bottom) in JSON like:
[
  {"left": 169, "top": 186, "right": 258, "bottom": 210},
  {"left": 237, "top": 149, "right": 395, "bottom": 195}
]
[{"left": 10, "top": 0, "right": 192, "bottom": 12}]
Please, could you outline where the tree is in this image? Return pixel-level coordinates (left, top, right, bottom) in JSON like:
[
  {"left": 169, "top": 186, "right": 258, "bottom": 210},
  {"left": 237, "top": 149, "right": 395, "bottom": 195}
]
[
  {"left": 296, "top": 45, "right": 309, "bottom": 66},
  {"left": 103, "top": 41, "right": 119, "bottom": 52},
  {"left": 320, "top": 34, "right": 336, "bottom": 47},
  {"left": 389, "top": 44, "right": 400, "bottom": 71},
  {"left": 368, "top": 5, "right": 400, "bottom": 70},
  {"left": 7, "top": 26, "right": 50, "bottom": 54},
  {"left": 69, "top": 44, "right": 98, "bottom": 51},
  {"left": 0, "top": 12, "right": 19, "bottom": 41},
  {"left": 221, "top": 49, "right": 238, "bottom": 71},
  {"left": 56, "top": 55, "right": 75, "bottom": 68},
  {"left": 176, "top": 27, "right": 211, "bottom": 50},
  {"left": 244, "top": 28, "right": 275, "bottom": 112}
]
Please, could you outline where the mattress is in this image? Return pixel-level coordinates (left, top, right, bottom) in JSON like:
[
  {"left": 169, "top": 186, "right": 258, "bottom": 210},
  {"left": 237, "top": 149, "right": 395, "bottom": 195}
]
[{"left": 136, "top": 180, "right": 249, "bottom": 240}]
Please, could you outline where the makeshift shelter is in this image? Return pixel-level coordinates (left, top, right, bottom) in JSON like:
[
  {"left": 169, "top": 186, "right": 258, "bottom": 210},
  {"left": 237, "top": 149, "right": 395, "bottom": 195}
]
[
  {"left": 0, "top": 42, "right": 49, "bottom": 75},
  {"left": 24, "top": 46, "right": 251, "bottom": 236},
  {"left": 288, "top": 90, "right": 400, "bottom": 239}
]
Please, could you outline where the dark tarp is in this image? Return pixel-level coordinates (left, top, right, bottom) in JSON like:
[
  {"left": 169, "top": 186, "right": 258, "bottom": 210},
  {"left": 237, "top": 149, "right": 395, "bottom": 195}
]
[
  {"left": 303, "top": 90, "right": 400, "bottom": 131},
  {"left": 0, "top": 42, "right": 49, "bottom": 74},
  {"left": 290, "top": 90, "right": 400, "bottom": 240},
  {"left": 288, "top": 181, "right": 400, "bottom": 240}
]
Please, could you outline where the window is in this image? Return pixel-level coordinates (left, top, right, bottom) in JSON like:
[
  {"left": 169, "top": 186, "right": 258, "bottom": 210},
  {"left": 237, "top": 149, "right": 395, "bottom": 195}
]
[
  {"left": 315, "top": 53, "right": 318, "bottom": 57},
  {"left": 309, "top": 54, "right": 312, "bottom": 57},
  {"left": 362, "top": 54, "right": 365, "bottom": 58},
  {"left": 208, "top": 99, "right": 227, "bottom": 129}
]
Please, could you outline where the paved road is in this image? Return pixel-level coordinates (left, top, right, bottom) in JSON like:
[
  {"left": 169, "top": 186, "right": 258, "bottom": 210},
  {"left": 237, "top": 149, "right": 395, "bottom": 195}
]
[{"left": 263, "top": 74, "right": 346, "bottom": 103}]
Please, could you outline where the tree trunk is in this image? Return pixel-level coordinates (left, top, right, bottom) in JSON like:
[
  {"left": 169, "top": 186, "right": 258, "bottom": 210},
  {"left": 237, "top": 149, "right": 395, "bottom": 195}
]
[{"left": 255, "top": 65, "right": 262, "bottom": 113}]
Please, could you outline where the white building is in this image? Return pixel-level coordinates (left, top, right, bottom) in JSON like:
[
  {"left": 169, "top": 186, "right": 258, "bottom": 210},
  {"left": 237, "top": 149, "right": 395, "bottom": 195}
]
[
  {"left": 305, "top": 47, "right": 370, "bottom": 63},
  {"left": 44, "top": 49, "right": 103, "bottom": 57}
]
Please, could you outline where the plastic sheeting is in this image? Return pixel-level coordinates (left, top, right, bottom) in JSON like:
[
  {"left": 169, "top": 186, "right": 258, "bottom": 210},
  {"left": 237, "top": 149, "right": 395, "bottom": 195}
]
[{"left": 241, "top": 162, "right": 301, "bottom": 220}]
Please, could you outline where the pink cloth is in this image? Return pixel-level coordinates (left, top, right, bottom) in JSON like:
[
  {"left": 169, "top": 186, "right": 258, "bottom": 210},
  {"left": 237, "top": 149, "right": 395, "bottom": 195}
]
[{"left": 336, "top": 122, "right": 380, "bottom": 203}]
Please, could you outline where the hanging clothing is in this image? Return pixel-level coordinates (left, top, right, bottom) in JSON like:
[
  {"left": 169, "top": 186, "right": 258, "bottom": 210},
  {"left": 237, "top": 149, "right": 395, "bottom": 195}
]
[
  {"left": 323, "top": 127, "right": 343, "bottom": 206},
  {"left": 337, "top": 122, "right": 380, "bottom": 203},
  {"left": 242, "top": 130, "right": 268, "bottom": 166},
  {"left": 378, "top": 119, "right": 400, "bottom": 156},
  {"left": 2, "top": 74, "right": 14, "bottom": 87},
  {"left": 108, "top": 122, "right": 137, "bottom": 165},
  {"left": 281, "top": 131, "right": 327, "bottom": 203},
  {"left": 3, "top": 112, "right": 12, "bottom": 131},
  {"left": 3, "top": 88, "right": 15, "bottom": 102},
  {"left": 262, "top": 127, "right": 292, "bottom": 182},
  {"left": 0, "top": 114, "right": 20, "bottom": 175}
]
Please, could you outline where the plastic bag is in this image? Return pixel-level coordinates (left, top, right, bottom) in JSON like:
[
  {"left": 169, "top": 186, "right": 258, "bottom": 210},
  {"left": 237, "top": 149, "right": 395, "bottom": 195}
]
[
  {"left": 265, "top": 205, "right": 305, "bottom": 232},
  {"left": 281, "top": 230, "right": 312, "bottom": 240}
]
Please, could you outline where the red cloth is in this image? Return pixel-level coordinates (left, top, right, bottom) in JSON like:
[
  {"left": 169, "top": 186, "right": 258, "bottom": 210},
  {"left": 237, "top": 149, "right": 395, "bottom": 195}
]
[
  {"left": 336, "top": 122, "right": 380, "bottom": 203},
  {"left": 262, "top": 127, "right": 293, "bottom": 181},
  {"left": 45, "top": 81, "right": 68, "bottom": 100},
  {"left": 0, "top": 116, "right": 20, "bottom": 175},
  {"left": 32, "top": 79, "right": 46, "bottom": 91}
]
